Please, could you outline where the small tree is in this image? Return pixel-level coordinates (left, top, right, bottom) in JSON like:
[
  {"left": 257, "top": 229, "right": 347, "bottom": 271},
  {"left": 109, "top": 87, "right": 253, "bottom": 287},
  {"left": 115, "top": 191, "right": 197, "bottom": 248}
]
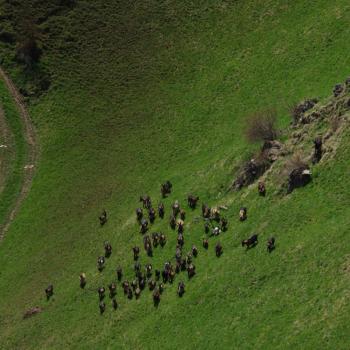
[
  {"left": 15, "top": 17, "right": 42, "bottom": 67},
  {"left": 16, "top": 36, "right": 42, "bottom": 66},
  {"left": 245, "top": 109, "right": 279, "bottom": 143}
]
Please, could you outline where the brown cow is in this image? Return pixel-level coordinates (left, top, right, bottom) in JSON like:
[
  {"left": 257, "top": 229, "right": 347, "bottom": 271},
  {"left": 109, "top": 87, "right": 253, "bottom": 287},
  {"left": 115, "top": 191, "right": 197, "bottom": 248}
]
[{"left": 258, "top": 181, "right": 266, "bottom": 196}]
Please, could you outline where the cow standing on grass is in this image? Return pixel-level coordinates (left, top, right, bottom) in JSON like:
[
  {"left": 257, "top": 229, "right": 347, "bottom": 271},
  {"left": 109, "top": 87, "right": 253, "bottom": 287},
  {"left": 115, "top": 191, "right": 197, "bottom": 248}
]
[
  {"left": 99, "top": 301, "right": 106, "bottom": 314},
  {"left": 178, "top": 281, "right": 185, "bottom": 297},
  {"left": 132, "top": 246, "right": 140, "bottom": 260},
  {"left": 140, "top": 195, "right": 151, "bottom": 209},
  {"left": 267, "top": 237, "right": 275, "bottom": 253},
  {"left": 153, "top": 288, "right": 161, "bottom": 306},
  {"left": 239, "top": 207, "right": 247, "bottom": 221},
  {"left": 187, "top": 195, "right": 199, "bottom": 209},
  {"left": 158, "top": 203, "right": 165, "bottom": 218},
  {"left": 97, "top": 256, "right": 105, "bottom": 271},
  {"left": 242, "top": 234, "right": 258, "bottom": 249},
  {"left": 161, "top": 181, "right": 172, "bottom": 198},
  {"left": 215, "top": 242, "right": 223, "bottom": 257},
  {"left": 258, "top": 181, "right": 266, "bottom": 196},
  {"left": 98, "top": 287, "right": 105, "bottom": 300},
  {"left": 104, "top": 241, "right": 112, "bottom": 257},
  {"left": 45, "top": 285, "right": 54, "bottom": 300},
  {"left": 79, "top": 273, "right": 86, "bottom": 288},
  {"left": 116, "top": 267, "right": 123, "bottom": 281},
  {"left": 203, "top": 238, "right": 209, "bottom": 249},
  {"left": 136, "top": 207, "right": 143, "bottom": 221},
  {"left": 99, "top": 209, "right": 107, "bottom": 226},
  {"left": 140, "top": 218, "right": 148, "bottom": 234}
]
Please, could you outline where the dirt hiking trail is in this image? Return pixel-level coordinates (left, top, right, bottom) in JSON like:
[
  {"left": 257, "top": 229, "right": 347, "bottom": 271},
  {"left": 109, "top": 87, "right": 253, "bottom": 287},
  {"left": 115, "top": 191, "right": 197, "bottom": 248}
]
[{"left": 0, "top": 67, "right": 39, "bottom": 240}]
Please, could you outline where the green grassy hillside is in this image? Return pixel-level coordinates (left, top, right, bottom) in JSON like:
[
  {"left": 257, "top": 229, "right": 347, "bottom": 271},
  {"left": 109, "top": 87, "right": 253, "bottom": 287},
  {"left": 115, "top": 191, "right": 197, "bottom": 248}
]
[{"left": 0, "top": 0, "right": 350, "bottom": 349}]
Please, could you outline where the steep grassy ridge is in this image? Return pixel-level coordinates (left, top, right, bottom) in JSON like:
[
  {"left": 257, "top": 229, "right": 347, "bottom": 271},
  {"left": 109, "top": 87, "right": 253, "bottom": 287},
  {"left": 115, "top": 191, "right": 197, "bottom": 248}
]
[{"left": 0, "top": 0, "right": 350, "bottom": 348}]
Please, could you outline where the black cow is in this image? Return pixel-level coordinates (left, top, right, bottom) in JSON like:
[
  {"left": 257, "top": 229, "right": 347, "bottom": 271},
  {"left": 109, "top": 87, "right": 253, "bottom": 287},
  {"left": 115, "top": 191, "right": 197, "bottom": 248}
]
[
  {"left": 143, "top": 235, "right": 153, "bottom": 257},
  {"left": 45, "top": 284, "right": 54, "bottom": 300},
  {"left": 242, "top": 234, "right": 258, "bottom": 249},
  {"left": 135, "top": 287, "right": 141, "bottom": 299},
  {"left": 140, "top": 218, "right": 148, "bottom": 234},
  {"left": 98, "top": 286, "right": 105, "bottom": 300},
  {"left": 187, "top": 263, "right": 196, "bottom": 279},
  {"left": 99, "top": 301, "right": 106, "bottom": 314},
  {"left": 177, "top": 233, "right": 184, "bottom": 247},
  {"left": 132, "top": 246, "right": 140, "bottom": 260},
  {"left": 158, "top": 203, "right": 165, "bottom": 218},
  {"left": 202, "top": 238, "right": 209, "bottom": 249},
  {"left": 202, "top": 204, "right": 211, "bottom": 218},
  {"left": 152, "top": 232, "right": 160, "bottom": 247},
  {"left": 97, "top": 256, "right": 105, "bottom": 271},
  {"left": 116, "top": 267, "right": 123, "bottom": 281},
  {"left": 148, "top": 280, "right": 156, "bottom": 291},
  {"left": 136, "top": 207, "right": 143, "bottom": 221},
  {"left": 104, "top": 241, "right": 112, "bottom": 258},
  {"left": 140, "top": 195, "right": 151, "bottom": 209},
  {"left": 108, "top": 283, "right": 116, "bottom": 298},
  {"left": 267, "top": 237, "right": 275, "bottom": 253},
  {"left": 172, "top": 200, "right": 180, "bottom": 216},
  {"left": 215, "top": 242, "right": 223, "bottom": 257},
  {"left": 161, "top": 181, "right": 172, "bottom": 198},
  {"left": 187, "top": 195, "right": 199, "bottom": 209},
  {"left": 153, "top": 288, "right": 161, "bottom": 306},
  {"left": 145, "top": 263, "right": 153, "bottom": 278},
  {"left": 192, "top": 245, "right": 198, "bottom": 257},
  {"left": 159, "top": 233, "right": 166, "bottom": 247},
  {"left": 287, "top": 167, "right": 311, "bottom": 194},
  {"left": 178, "top": 281, "right": 185, "bottom": 297},
  {"left": 99, "top": 209, "right": 107, "bottom": 226},
  {"left": 177, "top": 220, "right": 184, "bottom": 234},
  {"left": 148, "top": 207, "right": 156, "bottom": 223},
  {"left": 169, "top": 215, "right": 176, "bottom": 230},
  {"left": 312, "top": 137, "right": 323, "bottom": 164}
]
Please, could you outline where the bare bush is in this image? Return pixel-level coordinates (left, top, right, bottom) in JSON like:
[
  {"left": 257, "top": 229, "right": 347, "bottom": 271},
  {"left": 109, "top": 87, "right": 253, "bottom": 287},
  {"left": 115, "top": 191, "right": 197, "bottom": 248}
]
[
  {"left": 283, "top": 152, "right": 308, "bottom": 177},
  {"left": 245, "top": 109, "right": 279, "bottom": 143}
]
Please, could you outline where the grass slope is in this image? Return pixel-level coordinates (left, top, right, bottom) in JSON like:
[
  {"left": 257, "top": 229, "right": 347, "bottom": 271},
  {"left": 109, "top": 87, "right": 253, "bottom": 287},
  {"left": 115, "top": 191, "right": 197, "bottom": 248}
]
[{"left": 0, "top": 0, "right": 350, "bottom": 348}]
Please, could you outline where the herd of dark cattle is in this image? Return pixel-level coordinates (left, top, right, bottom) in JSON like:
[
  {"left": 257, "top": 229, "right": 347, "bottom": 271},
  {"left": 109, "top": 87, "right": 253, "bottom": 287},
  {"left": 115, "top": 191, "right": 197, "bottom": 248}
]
[
  {"left": 43, "top": 78, "right": 349, "bottom": 315},
  {"left": 44, "top": 181, "right": 276, "bottom": 314}
]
